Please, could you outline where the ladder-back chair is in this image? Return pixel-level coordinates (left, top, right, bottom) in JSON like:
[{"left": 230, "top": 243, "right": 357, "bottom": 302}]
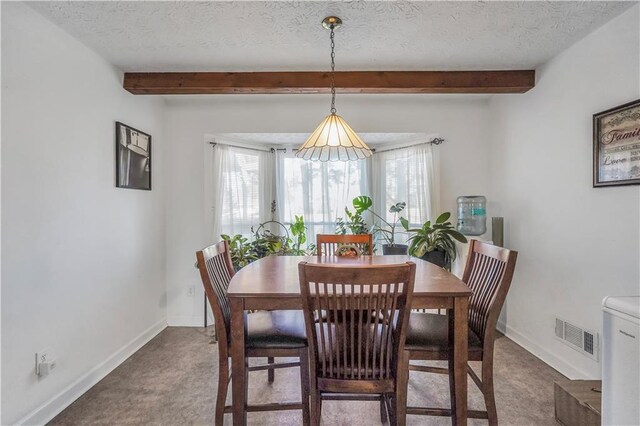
[
  {"left": 298, "top": 261, "right": 416, "bottom": 425},
  {"left": 196, "top": 241, "right": 310, "bottom": 425},
  {"left": 404, "top": 240, "right": 518, "bottom": 425}
]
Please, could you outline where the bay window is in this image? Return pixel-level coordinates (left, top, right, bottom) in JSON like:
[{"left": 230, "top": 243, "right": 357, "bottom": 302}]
[{"left": 210, "top": 140, "right": 438, "bottom": 245}]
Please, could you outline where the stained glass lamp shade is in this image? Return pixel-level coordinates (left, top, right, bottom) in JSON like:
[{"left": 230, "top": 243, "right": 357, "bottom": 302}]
[
  {"left": 297, "top": 113, "right": 372, "bottom": 162},
  {"left": 297, "top": 16, "right": 372, "bottom": 162}
]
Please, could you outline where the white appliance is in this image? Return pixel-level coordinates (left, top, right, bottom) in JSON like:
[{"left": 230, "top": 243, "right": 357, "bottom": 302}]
[{"left": 602, "top": 296, "right": 640, "bottom": 426}]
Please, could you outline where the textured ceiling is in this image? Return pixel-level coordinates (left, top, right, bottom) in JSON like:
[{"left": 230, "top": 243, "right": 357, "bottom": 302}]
[{"left": 29, "top": 1, "right": 633, "bottom": 72}]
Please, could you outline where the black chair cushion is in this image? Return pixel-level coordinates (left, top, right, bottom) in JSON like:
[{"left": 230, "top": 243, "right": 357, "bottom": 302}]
[
  {"left": 245, "top": 310, "right": 307, "bottom": 349},
  {"left": 405, "top": 312, "right": 482, "bottom": 353}
]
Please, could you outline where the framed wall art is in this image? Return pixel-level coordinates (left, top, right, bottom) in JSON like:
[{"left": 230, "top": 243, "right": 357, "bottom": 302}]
[
  {"left": 116, "top": 121, "right": 151, "bottom": 190},
  {"left": 593, "top": 99, "right": 640, "bottom": 187}
]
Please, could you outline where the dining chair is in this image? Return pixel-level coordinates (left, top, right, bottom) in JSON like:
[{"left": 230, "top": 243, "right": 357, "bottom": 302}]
[
  {"left": 316, "top": 233, "right": 373, "bottom": 256},
  {"left": 196, "top": 241, "right": 310, "bottom": 425},
  {"left": 404, "top": 239, "right": 518, "bottom": 425},
  {"left": 298, "top": 261, "right": 416, "bottom": 426}
]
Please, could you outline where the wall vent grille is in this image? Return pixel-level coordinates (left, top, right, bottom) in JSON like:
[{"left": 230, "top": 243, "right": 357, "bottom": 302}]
[{"left": 554, "top": 317, "right": 598, "bottom": 361}]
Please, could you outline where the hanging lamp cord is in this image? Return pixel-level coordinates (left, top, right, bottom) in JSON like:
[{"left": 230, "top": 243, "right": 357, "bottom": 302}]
[{"left": 329, "top": 25, "right": 337, "bottom": 115}]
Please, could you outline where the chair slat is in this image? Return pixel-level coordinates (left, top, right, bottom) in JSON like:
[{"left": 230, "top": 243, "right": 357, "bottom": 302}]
[
  {"left": 357, "top": 284, "right": 363, "bottom": 380},
  {"left": 364, "top": 287, "right": 372, "bottom": 379},
  {"left": 316, "top": 281, "right": 327, "bottom": 377},
  {"left": 341, "top": 283, "right": 348, "bottom": 377}
]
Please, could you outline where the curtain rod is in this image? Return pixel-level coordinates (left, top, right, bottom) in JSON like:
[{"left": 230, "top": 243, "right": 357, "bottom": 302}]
[
  {"left": 275, "top": 137, "right": 445, "bottom": 153},
  {"left": 212, "top": 137, "right": 445, "bottom": 154},
  {"left": 371, "top": 137, "right": 445, "bottom": 154},
  {"left": 209, "top": 141, "right": 274, "bottom": 153}
]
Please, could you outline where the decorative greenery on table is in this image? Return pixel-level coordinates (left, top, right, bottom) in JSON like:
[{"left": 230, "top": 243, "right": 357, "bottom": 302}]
[{"left": 401, "top": 212, "right": 468, "bottom": 270}]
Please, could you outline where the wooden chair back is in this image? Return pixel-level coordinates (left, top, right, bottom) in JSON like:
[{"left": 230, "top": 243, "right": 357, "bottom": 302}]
[
  {"left": 195, "top": 241, "right": 236, "bottom": 350},
  {"left": 316, "top": 234, "right": 373, "bottom": 256},
  {"left": 461, "top": 240, "right": 518, "bottom": 347},
  {"left": 298, "top": 262, "right": 415, "bottom": 385}
]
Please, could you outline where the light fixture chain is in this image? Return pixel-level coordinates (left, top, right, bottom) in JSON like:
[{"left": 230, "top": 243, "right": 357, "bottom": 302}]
[
  {"left": 329, "top": 25, "right": 336, "bottom": 114},
  {"left": 296, "top": 16, "right": 372, "bottom": 161}
]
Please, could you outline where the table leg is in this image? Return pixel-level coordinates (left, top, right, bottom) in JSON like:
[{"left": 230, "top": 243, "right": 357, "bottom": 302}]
[
  {"left": 452, "top": 296, "right": 469, "bottom": 426},
  {"left": 395, "top": 350, "right": 410, "bottom": 426},
  {"left": 230, "top": 298, "right": 247, "bottom": 426}
]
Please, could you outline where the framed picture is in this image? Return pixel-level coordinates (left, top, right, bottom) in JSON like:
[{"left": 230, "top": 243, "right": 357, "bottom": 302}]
[
  {"left": 593, "top": 99, "right": 640, "bottom": 187},
  {"left": 116, "top": 122, "right": 151, "bottom": 190}
]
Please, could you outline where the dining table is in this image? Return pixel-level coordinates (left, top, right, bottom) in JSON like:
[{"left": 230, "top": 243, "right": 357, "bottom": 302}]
[{"left": 227, "top": 255, "right": 473, "bottom": 426}]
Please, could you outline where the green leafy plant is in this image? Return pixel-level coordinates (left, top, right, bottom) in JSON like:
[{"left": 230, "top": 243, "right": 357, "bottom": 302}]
[
  {"left": 252, "top": 220, "right": 289, "bottom": 256},
  {"left": 287, "top": 215, "right": 308, "bottom": 255},
  {"left": 400, "top": 212, "right": 467, "bottom": 269},
  {"left": 220, "top": 234, "right": 260, "bottom": 270},
  {"left": 222, "top": 216, "right": 312, "bottom": 270},
  {"left": 335, "top": 207, "right": 369, "bottom": 235},
  {"left": 352, "top": 195, "right": 406, "bottom": 246}
]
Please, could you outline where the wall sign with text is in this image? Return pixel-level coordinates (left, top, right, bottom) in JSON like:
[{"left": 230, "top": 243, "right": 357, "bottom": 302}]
[{"left": 593, "top": 99, "right": 640, "bottom": 187}]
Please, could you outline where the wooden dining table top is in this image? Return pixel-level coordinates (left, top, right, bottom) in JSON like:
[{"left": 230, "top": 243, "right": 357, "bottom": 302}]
[{"left": 228, "top": 255, "right": 472, "bottom": 298}]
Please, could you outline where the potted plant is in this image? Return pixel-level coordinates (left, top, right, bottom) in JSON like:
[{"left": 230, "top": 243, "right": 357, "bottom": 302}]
[
  {"left": 283, "top": 215, "right": 309, "bottom": 255},
  {"left": 335, "top": 207, "right": 370, "bottom": 236},
  {"left": 221, "top": 216, "right": 311, "bottom": 271},
  {"left": 220, "top": 234, "right": 261, "bottom": 271},
  {"left": 400, "top": 212, "right": 468, "bottom": 270},
  {"left": 352, "top": 195, "right": 408, "bottom": 255}
]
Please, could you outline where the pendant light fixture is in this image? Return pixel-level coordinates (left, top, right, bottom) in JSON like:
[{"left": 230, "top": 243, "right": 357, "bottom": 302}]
[{"left": 296, "top": 16, "right": 373, "bottom": 162}]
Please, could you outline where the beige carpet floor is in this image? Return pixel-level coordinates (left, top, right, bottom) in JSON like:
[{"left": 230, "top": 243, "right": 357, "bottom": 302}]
[{"left": 49, "top": 326, "right": 565, "bottom": 425}]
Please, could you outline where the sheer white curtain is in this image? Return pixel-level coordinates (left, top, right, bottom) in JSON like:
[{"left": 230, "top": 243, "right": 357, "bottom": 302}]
[
  {"left": 209, "top": 141, "right": 438, "bottom": 245},
  {"left": 211, "top": 143, "right": 275, "bottom": 239},
  {"left": 371, "top": 143, "right": 439, "bottom": 244},
  {"left": 275, "top": 149, "right": 370, "bottom": 239}
]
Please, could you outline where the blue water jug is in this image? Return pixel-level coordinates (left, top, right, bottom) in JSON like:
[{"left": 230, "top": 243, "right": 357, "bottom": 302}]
[{"left": 457, "top": 196, "right": 487, "bottom": 236}]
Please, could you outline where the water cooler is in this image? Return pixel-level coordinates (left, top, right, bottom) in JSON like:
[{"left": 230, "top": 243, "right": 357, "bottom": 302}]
[{"left": 456, "top": 195, "right": 487, "bottom": 236}]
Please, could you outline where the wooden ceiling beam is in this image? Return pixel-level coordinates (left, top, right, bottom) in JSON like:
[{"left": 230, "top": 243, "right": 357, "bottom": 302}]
[{"left": 123, "top": 70, "right": 535, "bottom": 95}]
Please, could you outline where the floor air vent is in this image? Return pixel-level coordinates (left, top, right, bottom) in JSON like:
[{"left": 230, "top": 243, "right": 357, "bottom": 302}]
[{"left": 554, "top": 317, "right": 598, "bottom": 360}]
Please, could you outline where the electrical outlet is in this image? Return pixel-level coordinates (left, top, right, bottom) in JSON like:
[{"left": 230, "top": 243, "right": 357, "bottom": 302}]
[
  {"left": 187, "top": 286, "right": 195, "bottom": 297},
  {"left": 36, "top": 348, "right": 56, "bottom": 377}
]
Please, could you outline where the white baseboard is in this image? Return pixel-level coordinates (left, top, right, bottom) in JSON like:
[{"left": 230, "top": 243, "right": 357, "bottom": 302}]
[
  {"left": 167, "top": 315, "right": 205, "bottom": 327},
  {"left": 16, "top": 319, "right": 167, "bottom": 426},
  {"left": 497, "top": 320, "right": 593, "bottom": 379}
]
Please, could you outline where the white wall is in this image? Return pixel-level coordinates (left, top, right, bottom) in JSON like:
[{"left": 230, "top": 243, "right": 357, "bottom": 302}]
[
  {"left": 164, "top": 95, "right": 492, "bottom": 325},
  {"left": 489, "top": 5, "right": 640, "bottom": 379},
  {"left": 1, "top": 3, "right": 167, "bottom": 424},
  {"left": 4, "top": 2, "right": 635, "bottom": 422}
]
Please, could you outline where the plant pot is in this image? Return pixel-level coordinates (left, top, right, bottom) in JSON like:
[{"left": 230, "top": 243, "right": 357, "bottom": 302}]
[
  {"left": 420, "top": 249, "right": 447, "bottom": 268},
  {"left": 382, "top": 244, "right": 408, "bottom": 255}
]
